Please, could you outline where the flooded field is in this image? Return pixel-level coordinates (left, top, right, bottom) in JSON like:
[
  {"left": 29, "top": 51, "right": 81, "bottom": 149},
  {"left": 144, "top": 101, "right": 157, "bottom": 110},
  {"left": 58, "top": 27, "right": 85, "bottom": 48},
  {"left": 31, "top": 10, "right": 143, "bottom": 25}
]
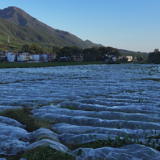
[{"left": 0, "top": 64, "right": 160, "bottom": 160}]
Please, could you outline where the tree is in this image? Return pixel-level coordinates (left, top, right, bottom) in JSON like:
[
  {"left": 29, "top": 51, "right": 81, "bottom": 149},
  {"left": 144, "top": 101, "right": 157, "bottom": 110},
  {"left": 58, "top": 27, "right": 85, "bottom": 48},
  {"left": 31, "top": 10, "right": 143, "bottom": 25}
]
[
  {"left": 21, "top": 43, "right": 44, "bottom": 54},
  {"left": 56, "top": 46, "right": 72, "bottom": 59},
  {"left": 21, "top": 44, "right": 31, "bottom": 53},
  {"left": 30, "top": 43, "right": 44, "bottom": 54},
  {"left": 148, "top": 49, "right": 160, "bottom": 63},
  {"left": 83, "top": 48, "right": 95, "bottom": 61},
  {"left": 0, "top": 44, "right": 6, "bottom": 50},
  {"left": 154, "top": 49, "right": 159, "bottom": 53},
  {"left": 52, "top": 46, "right": 61, "bottom": 54},
  {"left": 97, "top": 47, "right": 120, "bottom": 61},
  {"left": 137, "top": 56, "right": 143, "bottom": 62},
  {"left": 71, "top": 46, "right": 82, "bottom": 55}
]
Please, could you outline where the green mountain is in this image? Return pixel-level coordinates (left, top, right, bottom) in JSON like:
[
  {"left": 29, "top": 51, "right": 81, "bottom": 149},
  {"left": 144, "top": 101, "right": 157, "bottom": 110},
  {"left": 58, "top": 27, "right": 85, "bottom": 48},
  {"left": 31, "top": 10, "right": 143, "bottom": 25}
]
[
  {"left": 0, "top": 17, "right": 74, "bottom": 50},
  {"left": 119, "top": 49, "right": 148, "bottom": 56},
  {"left": 0, "top": 6, "right": 102, "bottom": 49},
  {"left": 84, "top": 40, "right": 103, "bottom": 48}
]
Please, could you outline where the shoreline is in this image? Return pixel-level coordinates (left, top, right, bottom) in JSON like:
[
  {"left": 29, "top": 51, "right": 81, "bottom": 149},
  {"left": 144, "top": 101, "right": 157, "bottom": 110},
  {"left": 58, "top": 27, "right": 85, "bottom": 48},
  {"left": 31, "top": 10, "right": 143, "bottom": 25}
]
[{"left": 0, "top": 61, "right": 120, "bottom": 69}]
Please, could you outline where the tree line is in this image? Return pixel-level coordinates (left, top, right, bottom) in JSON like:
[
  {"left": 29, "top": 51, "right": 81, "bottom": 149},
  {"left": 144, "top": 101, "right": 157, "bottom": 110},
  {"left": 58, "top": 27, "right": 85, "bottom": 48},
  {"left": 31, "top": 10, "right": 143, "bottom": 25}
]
[
  {"left": 148, "top": 49, "right": 160, "bottom": 63},
  {"left": 52, "top": 46, "right": 120, "bottom": 61},
  {"left": 21, "top": 43, "right": 44, "bottom": 54},
  {"left": 21, "top": 43, "right": 120, "bottom": 61},
  {"left": 10, "top": 43, "right": 160, "bottom": 64}
]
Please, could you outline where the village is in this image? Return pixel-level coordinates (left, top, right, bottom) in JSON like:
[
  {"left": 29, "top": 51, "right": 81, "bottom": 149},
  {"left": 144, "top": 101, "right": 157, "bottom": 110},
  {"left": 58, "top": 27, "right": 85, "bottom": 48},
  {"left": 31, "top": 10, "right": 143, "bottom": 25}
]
[
  {"left": 0, "top": 51, "right": 57, "bottom": 62},
  {"left": 0, "top": 51, "right": 136, "bottom": 63}
]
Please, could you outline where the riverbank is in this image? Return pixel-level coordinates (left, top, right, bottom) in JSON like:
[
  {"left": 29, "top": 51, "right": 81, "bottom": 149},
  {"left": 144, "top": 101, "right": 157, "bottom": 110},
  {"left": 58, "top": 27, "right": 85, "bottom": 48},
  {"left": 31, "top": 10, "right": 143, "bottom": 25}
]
[{"left": 0, "top": 61, "right": 119, "bottom": 68}]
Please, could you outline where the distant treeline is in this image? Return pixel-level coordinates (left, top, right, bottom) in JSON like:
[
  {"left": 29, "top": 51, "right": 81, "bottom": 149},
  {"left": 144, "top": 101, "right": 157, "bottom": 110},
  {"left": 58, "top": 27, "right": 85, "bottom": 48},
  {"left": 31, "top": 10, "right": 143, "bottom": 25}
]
[
  {"left": 148, "top": 49, "right": 160, "bottom": 63},
  {"left": 1, "top": 43, "right": 160, "bottom": 63},
  {"left": 53, "top": 46, "right": 120, "bottom": 61},
  {"left": 21, "top": 43, "right": 120, "bottom": 61}
]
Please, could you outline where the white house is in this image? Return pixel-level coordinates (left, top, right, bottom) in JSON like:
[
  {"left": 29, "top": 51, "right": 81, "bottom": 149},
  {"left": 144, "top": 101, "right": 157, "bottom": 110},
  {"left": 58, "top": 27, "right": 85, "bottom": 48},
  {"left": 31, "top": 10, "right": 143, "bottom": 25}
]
[
  {"left": 17, "top": 53, "right": 33, "bottom": 61},
  {"left": 59, "top": 56, "right": 68, "bottom": 61},
  {"left": 7, "top": 52, "right": 15, "bottom": 62},
  {"left": 33, "top": 55, "right": 40, "bottom": 61},
  {"left": 40, "top": 53, "right": 56, "bottom": 62},
  {"left": 17, "top": 54, "right": 24, "bottom": 61},
  {"left": 106, "top": 55, "right": 117, "bottom": 62},
  {"left": 23, "top": 53, "right": 33, "bottom": 61},
  {"left": 126, "top": 56, "right": 133, "bottom": 62},
  {"left": 112, "top": 56, "right": 117, "bottom": 62},
  {"left": 40, "top": 54, "right": 48, "bottom": 62}
]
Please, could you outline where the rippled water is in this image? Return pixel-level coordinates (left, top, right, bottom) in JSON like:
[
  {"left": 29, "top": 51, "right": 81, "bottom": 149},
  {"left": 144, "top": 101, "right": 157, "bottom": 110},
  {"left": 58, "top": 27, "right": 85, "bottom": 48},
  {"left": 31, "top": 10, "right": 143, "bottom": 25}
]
[{"left": 1, "top": 64, "right": 160, "bottom": 159}]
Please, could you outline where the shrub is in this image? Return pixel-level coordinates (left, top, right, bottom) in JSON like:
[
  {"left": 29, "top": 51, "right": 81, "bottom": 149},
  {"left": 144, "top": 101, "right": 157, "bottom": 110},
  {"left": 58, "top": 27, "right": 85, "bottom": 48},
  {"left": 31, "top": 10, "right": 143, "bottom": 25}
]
[
  {"left": 0, "top": 107, "right": 51, "bottom": 132},
  {"left": 22, "top": 145, "right": 75, "bottom": 160}
]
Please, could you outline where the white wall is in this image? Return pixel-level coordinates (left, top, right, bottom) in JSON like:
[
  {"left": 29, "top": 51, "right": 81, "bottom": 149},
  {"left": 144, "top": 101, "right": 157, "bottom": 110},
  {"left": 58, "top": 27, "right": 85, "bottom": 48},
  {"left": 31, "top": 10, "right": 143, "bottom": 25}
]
[
  {"left": 126, "top": 56, "right": 133, "bottom": 62},
  {"left": 17, "top": 55, "right": 24, "bottom": 61},
  {"left": 41, "top": 54, "right": 48, "bottom": 62},
  {"left": 7, "top": 54, "right": 15, "bottom": 62},
  {"left": 33, "top": 55, "right": 40, "bottom": 61},
  {"left": 112, "top": 57, "right": 116, "bottom": 61}
]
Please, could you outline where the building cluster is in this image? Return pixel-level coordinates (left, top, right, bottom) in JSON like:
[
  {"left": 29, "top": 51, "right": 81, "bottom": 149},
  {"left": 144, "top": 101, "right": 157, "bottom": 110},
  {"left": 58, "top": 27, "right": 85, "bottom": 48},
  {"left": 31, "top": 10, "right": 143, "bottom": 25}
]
[
  {"left": 118, "top": 56, "right": 137, "bottom": 62},
  {"left": 0, "top": 51, "right": 136, "bottom": 63},
  {"left": 0, "top": 51, "right": 56, "bottom": 62},
  {"left": 59, "top": 54, "right": 83, "bottom": 62},
  {"left": 105, "top": 55, "right": 136, "bottom": 62}
]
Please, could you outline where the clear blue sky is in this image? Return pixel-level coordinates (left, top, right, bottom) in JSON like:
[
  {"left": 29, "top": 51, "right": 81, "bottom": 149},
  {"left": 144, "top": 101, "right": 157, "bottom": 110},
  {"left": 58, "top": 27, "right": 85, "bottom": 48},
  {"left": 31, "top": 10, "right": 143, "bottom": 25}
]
[{"left": 1, "top": 0, "right": 160, "bottom": 52}]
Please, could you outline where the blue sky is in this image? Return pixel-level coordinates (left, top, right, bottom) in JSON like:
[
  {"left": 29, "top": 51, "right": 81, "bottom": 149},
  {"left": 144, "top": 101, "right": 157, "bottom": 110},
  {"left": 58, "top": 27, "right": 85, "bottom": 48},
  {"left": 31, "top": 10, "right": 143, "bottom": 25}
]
[{"left": 1, "top": 0, "right": 160, "bottom": 52}]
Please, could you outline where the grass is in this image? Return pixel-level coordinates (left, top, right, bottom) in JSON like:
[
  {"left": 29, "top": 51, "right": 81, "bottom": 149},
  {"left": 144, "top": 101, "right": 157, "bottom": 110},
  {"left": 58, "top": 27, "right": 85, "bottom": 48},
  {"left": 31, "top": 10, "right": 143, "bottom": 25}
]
[
  {"left": 66, "top": 105, "right": 75, "bottom": 110},
  {"left": 1, "top": 145, "right": 76, "bottom": 160},
  {"left": 1, "top": 135, "right": 160, "bottom": 160},
  {"left": 0, "top": 61, "right": 109, "bottom": 68},
  {"left": 141, "top": 78, "right": 160, "bottom": 82},
  {"left": 21, "top": 145, "right": 75, "bottom": 160},
  {"left": 0, "top": 108, "right": 76, "bottom": 160},
  {"left": 0, "top": 107, "right": 51, "bottom": 132},
  {"left": 67, "top": 134, "right": 160, "bottom": 151},
  {"left": 67, "top": 135, "right": 135, "bottom": 150},
  {"left": 1, "top": 106, "right": 160, "bottom": 159},
  {"left": 0, "top": 152, "right": 24, "bottom": 160}
]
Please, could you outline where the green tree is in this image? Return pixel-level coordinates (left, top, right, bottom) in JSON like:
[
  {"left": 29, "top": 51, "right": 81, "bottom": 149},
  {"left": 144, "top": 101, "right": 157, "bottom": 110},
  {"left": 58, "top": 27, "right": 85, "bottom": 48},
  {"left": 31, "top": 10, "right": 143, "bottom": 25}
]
[
  {"left": 154, "top": 49, "right": 159, "bottom": 53},
  {"left": 52, "top": 46, "right": 61, "bottom": 54},
  {"left": 56, "top": 46, "right": 72, "bottom": 59},
  {"left": 70, "top": 46, "right": 83, "bottom": 61},
  {"left": 30, "top": 43, "right": 44, "bottom": 54},
  {"left": 21, "top": 44, "right": 31, "bottom": 53},
  {"left": 71, "top": 46, "right": 82, "bottom": 55},
  {"left": 148, "top": 49, "right": 160, "bottom": 63},
  {"left": 83, "top": 48, "right": 95, "bottom": 61}
]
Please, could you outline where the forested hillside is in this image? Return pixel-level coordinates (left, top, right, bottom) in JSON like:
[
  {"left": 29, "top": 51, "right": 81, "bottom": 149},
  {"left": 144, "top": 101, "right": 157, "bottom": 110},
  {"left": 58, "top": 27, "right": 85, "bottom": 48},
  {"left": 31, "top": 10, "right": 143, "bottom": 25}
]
[{"left": 0, "top": 6, "right": 102, "bottom": 49}]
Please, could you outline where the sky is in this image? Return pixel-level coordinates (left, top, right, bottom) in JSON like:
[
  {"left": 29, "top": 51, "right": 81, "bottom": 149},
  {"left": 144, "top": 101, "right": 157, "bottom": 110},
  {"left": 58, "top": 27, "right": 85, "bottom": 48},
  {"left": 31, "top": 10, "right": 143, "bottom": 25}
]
[{"left": 1, "top": 0, "right": 160, "bottom": 52}]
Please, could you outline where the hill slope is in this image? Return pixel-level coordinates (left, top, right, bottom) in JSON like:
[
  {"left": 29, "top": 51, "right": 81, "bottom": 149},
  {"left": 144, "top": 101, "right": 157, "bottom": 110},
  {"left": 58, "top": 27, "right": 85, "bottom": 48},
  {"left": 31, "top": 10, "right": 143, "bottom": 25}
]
[
  {"left": 85, "top": 40, "right": 103, "bottom": 48},
  {"left": 0, "top": 6, "right": 102, "bottom": 48},
  {"left": 0, "top": 17, "right": 74, "bottom": 50}
]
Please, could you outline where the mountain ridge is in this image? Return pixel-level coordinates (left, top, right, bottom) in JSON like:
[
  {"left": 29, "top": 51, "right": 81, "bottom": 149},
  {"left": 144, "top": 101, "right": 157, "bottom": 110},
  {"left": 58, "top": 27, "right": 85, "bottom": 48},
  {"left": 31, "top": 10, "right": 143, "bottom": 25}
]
[
  {"left": 0, "top": 16, "right": 74, "bottom": 50},
  {"left": 0, "top": 6, "right": 103, "bottom": 48}
]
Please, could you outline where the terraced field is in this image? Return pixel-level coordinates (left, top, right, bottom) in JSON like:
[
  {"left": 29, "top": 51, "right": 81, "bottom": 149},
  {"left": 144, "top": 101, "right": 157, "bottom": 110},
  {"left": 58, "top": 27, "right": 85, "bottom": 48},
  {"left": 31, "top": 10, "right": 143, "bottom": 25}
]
[{"left": 0, "top": 64, "right": 160, "bottom": 160}]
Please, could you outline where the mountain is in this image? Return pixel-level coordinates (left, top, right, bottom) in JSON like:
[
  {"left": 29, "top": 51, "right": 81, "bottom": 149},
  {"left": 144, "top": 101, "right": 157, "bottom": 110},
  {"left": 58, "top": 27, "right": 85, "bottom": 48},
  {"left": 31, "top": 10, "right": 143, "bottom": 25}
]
[
  {"left": 119, "top": 49, "right": 148, "bottom": 55},
  {"left": 0, "top": 6, "right": 102, "bottom": 48},
  {"left": 84, "top": 40, "right": 103, "bottom": 48},
  {"left": 119, "top": 49, "right": 148, "bottom": 60},
  {"left": 0, "top": 17, "right": 74, "bottom": 50}
]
